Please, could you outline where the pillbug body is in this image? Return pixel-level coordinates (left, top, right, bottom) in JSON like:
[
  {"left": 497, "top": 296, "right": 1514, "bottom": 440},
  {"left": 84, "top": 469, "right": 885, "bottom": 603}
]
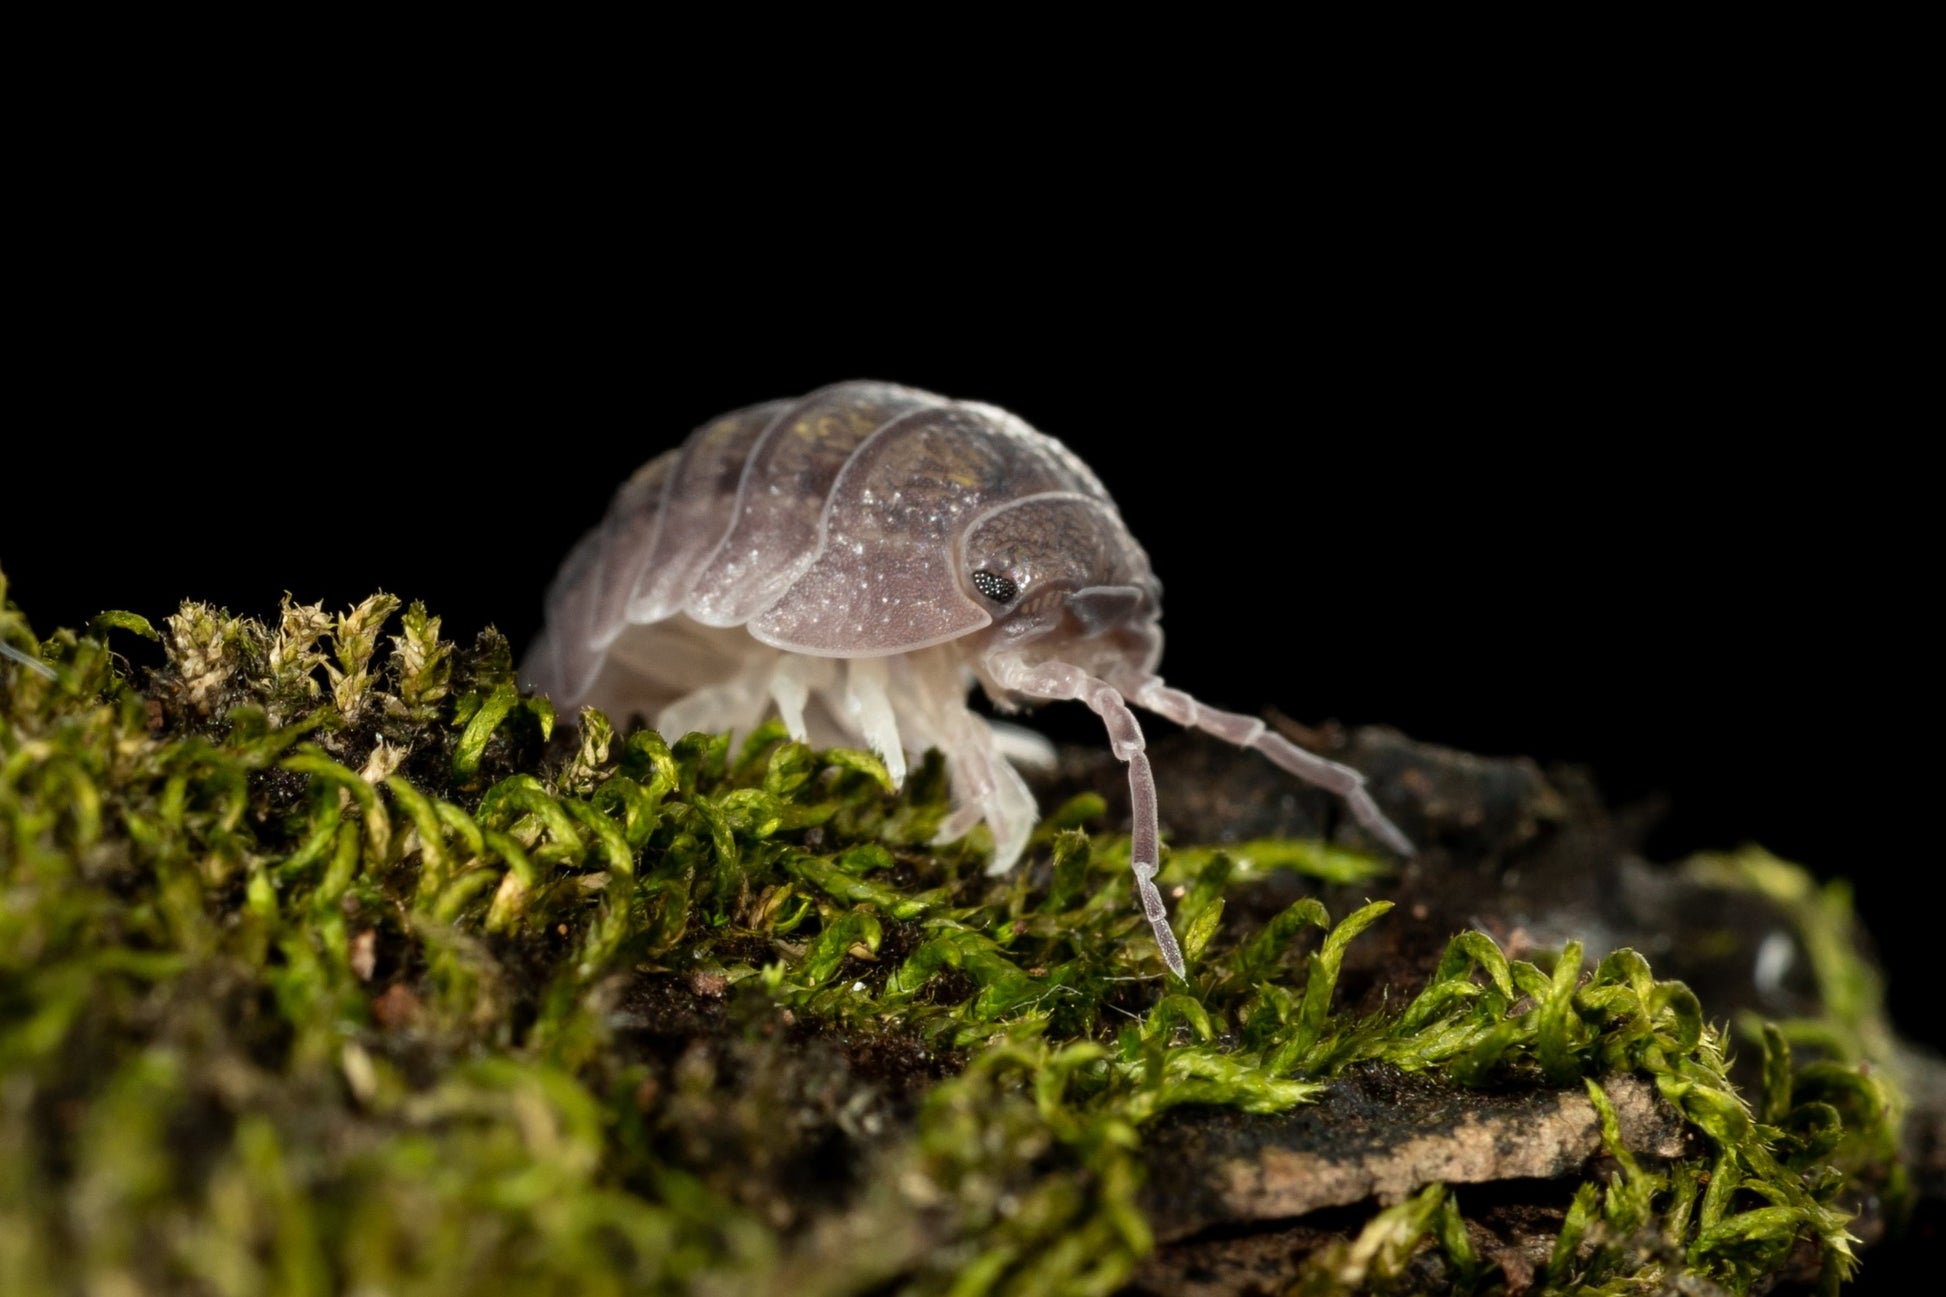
[{"left": 521, "top": 381, "right": 1411, "bottom": 977}]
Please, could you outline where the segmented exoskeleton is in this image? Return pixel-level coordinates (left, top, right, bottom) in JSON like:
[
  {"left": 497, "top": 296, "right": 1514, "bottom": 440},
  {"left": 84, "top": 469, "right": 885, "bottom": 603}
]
[{"left": 521, "top": 381, "right": 1411, "bottom": 977}]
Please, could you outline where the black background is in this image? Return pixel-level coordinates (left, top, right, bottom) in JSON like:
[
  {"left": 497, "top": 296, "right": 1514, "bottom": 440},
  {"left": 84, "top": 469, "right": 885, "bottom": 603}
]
[
  {"left": 0, "top": 67, "right": 1935, "bottom": 1289},
  {"left": 2, "top": 108, "right": 1931, "bottom": 1053}
]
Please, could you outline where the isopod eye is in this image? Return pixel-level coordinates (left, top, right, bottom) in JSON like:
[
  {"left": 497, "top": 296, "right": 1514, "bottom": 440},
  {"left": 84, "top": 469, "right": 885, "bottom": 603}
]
[{"left": 971, "top": 569, "right": 1019, "bottom": 604}]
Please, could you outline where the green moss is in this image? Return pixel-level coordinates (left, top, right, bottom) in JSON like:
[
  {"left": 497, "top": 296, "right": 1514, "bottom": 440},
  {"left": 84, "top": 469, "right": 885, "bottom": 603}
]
[{"left": 0, "top": 574, "right": 1907, "bottom": 1294}]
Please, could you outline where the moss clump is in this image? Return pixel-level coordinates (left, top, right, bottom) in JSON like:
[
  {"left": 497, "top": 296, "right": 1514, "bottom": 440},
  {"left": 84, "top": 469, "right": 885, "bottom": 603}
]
[{"left": 0, "top": 575, "right": 1906, "bottom": 1295}]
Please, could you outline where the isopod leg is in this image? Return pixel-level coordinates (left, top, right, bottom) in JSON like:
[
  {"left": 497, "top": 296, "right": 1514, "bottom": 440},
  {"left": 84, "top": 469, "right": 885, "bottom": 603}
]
[
  {"left": 656, "top": 656, "right": 776, "bottom": 744},
  {"left": 770, "top": 669, "right": 811, "bottom": 742},
  {"left": 1133, "top": 681, "right": 1414, "bottom": 856},
  {"left": 767, "top": 654, "right": 835, "bottom": 744},
  {"left": 994, "top": 657, "right": 1187, "bottom": 979},
  {"left": 843, "top": 657, "right": 909, "bottom": 788},
  {"left": 985, "top": 720, "right": 1059, "bottom": 772},
  {"left": 931, "top": 723, "right": 1038, "bottom": 878},
  {"left": 890, "top": 648, "right": 1040, "bottom": 876}
]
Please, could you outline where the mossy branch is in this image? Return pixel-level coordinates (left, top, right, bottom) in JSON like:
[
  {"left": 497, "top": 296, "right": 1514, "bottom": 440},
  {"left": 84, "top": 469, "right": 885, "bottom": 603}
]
[{"left": 0, "top": 579, "right": 1909, "bottom": 1294}]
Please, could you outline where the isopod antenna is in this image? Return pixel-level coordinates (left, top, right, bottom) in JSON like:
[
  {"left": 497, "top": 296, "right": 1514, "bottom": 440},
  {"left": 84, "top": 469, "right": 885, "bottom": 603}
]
[
  {"left": 991, "top": 654, "right": 1187, "bottom": 979},
  {"left": 1132, "top": 680, "right": 1415, "bottom": 857}
]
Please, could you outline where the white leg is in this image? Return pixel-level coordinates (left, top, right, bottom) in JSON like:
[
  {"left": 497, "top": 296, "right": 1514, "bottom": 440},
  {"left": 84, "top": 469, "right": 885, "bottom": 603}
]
[
  {"left": 768, "top": 654, "right": 834, "bottom": 742},
  {"left": 986, "top": 720, "right": 1059, "bottom": 772},
  {"left": 882, "top": 648, "right": 1041, "bottom": 877},
  {"left": 843, "top": 656, "right": 908, "bottom": 788},
  {"left": 980, "top": 757, "right": 1038, "bottom": 875},
  {"left": 926, "top": 710, "right": 1039, "bottom": 876},
  {"left": 657, "top": 657, "right": 774, "bottom": 744}
]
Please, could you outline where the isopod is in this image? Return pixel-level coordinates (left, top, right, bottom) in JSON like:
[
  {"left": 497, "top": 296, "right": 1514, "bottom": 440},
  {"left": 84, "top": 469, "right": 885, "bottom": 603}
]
[{"left": 520, "top": 381, "right": 1412, "bottom": 978}]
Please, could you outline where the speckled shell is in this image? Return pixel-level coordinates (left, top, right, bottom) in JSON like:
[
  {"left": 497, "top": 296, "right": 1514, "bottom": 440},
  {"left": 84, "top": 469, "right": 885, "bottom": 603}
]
[{"left": 528, "top": 380, "right": 1153, "bottom": 705}]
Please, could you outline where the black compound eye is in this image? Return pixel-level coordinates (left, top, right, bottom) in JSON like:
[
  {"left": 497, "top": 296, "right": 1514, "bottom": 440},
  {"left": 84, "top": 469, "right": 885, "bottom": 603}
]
[{"left": 971, "top": 569, "right": 1019, "bottom": 604}]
